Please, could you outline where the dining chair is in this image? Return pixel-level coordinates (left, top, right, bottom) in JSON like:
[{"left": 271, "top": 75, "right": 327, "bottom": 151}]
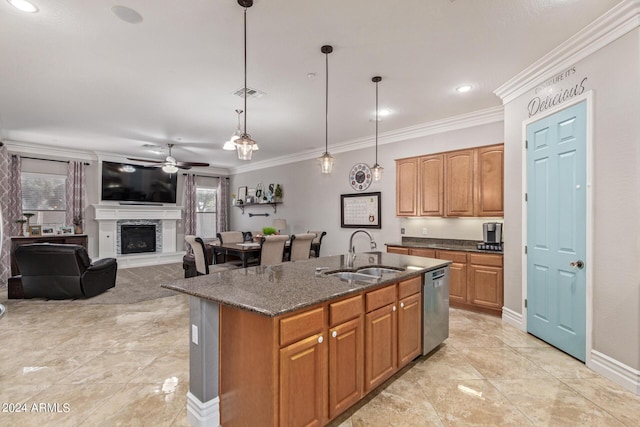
[
  {"left": 217, "top": 231, "right": 244, "bottom": 244},
  {"left": 288, "top": 233, "right": 316, "bottom": 261},
  {"left": 185, "top": 235, "right": 209, "bottom": 275},
  {"left": 307, "top": 231, "right": 327, "bottom": 257},
  {"left": 259, "top": 235, "right": 289, "bottom": 266}
]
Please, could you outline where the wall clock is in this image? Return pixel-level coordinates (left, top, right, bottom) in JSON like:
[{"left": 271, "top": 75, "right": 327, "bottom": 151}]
[{"left": 349, "top": 163, "right": 372, "bottom": 191}]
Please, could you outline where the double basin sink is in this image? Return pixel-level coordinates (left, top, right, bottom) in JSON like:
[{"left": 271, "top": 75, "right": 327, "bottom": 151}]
[{"left": 325, "top": 266, "right": 404, "bottom": 282}]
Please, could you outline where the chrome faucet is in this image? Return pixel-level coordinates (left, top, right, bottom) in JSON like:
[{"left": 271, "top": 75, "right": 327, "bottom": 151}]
[{"left": 347, "top": 229, "right": 377, "bottom": 267}]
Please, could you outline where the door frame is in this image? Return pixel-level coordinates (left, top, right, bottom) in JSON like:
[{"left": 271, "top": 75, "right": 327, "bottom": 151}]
[{"left": 520, "top": 91, "right": 594, "bottom": 364}]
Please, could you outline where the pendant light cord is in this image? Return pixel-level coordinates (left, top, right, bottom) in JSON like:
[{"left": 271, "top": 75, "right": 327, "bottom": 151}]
[
  {"left": 243, "top": 6, "right": 248, "bottom": 135},
  {"left": 325, "top": 50, "right": 329, "bottom": 153},
  {"left": 375, "top": 79, "right": 379, "bottom": 164}
]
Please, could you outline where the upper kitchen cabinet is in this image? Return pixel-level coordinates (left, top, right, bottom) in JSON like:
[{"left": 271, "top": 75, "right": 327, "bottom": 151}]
[
  {"left": 419, "top": 154, "right": 444, "bottom": 216},
  {"left": 395, "top": 144, "right": 503, "bottom": 218},
  {"left": 474, "top": 144, "right": 504, "bottom": 217},
  {"left": 445, "top": 149, "right": 475, "bottom": 217},
  {"left": 396, "top": 158, "right": 419, "bottom": 216}
]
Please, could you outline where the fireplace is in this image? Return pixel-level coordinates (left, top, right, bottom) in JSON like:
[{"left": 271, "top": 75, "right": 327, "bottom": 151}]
[{"left": 121, "top": 225, "right": 157, "bottom": 254}]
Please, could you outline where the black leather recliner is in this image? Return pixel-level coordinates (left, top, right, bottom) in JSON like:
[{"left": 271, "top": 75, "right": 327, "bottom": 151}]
[{"left": 14, "top": 243, "right": 117, "bottom": 299}]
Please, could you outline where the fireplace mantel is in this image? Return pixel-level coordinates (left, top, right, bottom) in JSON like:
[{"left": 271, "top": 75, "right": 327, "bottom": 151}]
[{"left": 92, "top": 204, "right": 183, "bottom": 267}]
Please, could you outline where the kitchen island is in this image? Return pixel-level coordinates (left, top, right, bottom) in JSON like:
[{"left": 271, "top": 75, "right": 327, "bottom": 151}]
[{"left": 163, "top": 252, "right": 449, "bottom": 427}]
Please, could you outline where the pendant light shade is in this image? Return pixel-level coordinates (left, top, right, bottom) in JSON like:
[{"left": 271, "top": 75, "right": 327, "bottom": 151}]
[
  {"left": 223, "top": 109, "right": 243, "bottom": 150},
  {"left": 318, "top": 45, "right": 334, "bottom": 174},
  {"left": 237, "top": 0, "right": 256, "bottom": 161},
  {"left": 371, "top": 76, "right": 384, "bottom": 181}
]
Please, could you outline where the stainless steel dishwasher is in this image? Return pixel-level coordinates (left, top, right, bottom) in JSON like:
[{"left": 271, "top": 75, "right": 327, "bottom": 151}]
[{"left": 422, "top": 266, "right": 450, "bottom": 355}]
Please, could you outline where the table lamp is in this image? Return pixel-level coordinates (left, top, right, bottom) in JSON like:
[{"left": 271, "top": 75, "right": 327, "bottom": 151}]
[{"left": 272, "top": 219, "right": 287, "bottom": 235}]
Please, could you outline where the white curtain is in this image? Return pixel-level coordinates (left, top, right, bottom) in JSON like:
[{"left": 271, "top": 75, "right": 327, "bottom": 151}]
[
  {"left": 217, "top": 177, "right": 230, "bottom": 233},
  {"left": 65, "top": 161, "right": 86, "bottom": 228},
  {"left": 0, "top": 146, "right": 21, "bottom": 286},
  {"left": 183, "top": 174, "right": 197, "bottom": 250}
]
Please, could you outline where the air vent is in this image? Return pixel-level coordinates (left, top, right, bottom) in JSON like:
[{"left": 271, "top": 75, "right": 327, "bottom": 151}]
[{"left": 233, "top": 87, "right": 266, "bottom": 99}]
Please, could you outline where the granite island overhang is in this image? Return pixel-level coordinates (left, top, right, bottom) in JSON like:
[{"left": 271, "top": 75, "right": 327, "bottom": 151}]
[{"left": 162, "top": 252, "right": 450, "bottom": 427}]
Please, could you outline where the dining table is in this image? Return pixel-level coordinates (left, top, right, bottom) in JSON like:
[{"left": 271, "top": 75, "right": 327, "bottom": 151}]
[{"left": 211, "top": 240, "right": 322, "bottom": 268}]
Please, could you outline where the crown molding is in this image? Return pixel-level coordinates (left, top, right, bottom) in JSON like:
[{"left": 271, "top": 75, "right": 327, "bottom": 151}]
[
  {"left": 3, "top": 139, "right": 96, "bottom": 162},
  {"left": 230, "top": 105, "right": 504, "bottom": 174},
  {"left": 494, "top": 0, "right": 640, "bottom": 104}
]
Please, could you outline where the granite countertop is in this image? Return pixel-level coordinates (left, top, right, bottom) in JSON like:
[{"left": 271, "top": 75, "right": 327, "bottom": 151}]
[
  {"left": 386, "top": 237, "right": 503, "bottom": 254},
  {"left": 161, "top": 252, "right": 449, "bottom": 318}
]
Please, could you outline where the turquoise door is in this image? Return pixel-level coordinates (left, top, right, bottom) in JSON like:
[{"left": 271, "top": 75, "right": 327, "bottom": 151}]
[{"left": 526, "top": 101, "right": 587, "bottom": 362}]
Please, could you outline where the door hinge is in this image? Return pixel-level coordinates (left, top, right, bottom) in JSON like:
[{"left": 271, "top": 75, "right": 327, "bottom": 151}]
[
  {"left": 525, "top": 193, "right": 528, "bottom": 202},
  {"left": 524, "top": 299, "right": 528, "bottom": 308},
  {"left": 525, "top": 139, "right": 528, "bottom": 149},
  {"left": 524, "top": 245, "right": 528, "bottom": 254}
]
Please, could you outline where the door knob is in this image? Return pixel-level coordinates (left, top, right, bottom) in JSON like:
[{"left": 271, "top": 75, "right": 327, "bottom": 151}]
[{"left": 570, "top": 260, "right": 584, "bottom": 269}]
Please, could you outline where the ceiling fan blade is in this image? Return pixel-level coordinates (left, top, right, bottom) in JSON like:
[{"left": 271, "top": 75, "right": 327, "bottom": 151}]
[
  {"left": 177, "top": 165, "right": 192, "bottom": 170},
  {"left": 176, "top": 161, "right": 210, "bottom": 167},
  {"left": 126, "top": 157, "right": 164, "bottom": 164}
]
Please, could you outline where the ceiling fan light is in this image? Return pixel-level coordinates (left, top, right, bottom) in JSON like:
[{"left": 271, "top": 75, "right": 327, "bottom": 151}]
[
  {"left": 236, "top": 134, "right": 256, "bottom": 160},
  {"left": 318, "top": 152, "right": 335, "bottom": 174},
  {"left": 162, "top": 164, "right": 179, "bottom": 174},
  {"left": 372, "top": 163, "right": 384, "bottom": 181}
]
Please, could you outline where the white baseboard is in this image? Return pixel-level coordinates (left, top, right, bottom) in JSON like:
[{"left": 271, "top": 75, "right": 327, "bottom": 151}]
[
  {"left": 186, "top": 392, "right": 220, "bottom": 427},
  {"left": 501, "top": 306, "right": 524, "bottom": 330},
  {"left": 589, "top": 350, "right": 640, "bottom": 395}
]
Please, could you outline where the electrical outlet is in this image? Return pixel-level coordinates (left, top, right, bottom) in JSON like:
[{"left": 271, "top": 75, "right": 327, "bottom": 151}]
[
  {"left": 422, "top": 228, "right": 428, "bottom": 235},
  {"left": 400, "top": 228, "right": 405, "bottom": 235},
  {"left": 191, "top": 324, "right": 198, "bottom": 345}
]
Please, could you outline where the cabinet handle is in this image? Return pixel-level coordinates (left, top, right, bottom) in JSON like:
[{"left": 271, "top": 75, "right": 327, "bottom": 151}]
[
  {"left": 317, "top": 336, "right": 323, "bottom": 344},
  {"left": 392, "top": 305, "right": 396, "bottom": 312},
  {"left": 400, "top": 302, "right": 405, "bottom": 308},
  {"left": 332, "top": 331, "right": 337, "bottom": 338}
]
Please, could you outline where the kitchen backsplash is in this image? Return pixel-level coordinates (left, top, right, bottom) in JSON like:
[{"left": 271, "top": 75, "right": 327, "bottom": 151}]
[{"left": 400, "top": 217, "right": 504, "bottom": 241}]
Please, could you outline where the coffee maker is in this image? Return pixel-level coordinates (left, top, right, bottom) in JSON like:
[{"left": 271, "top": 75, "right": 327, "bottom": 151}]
[{"left": 477, "top": 222, "right": 503, "bottom": 251}]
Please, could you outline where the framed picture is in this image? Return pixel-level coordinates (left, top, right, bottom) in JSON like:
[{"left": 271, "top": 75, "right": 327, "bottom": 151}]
[
  {"left": 340, "top": 192, "right": 381, "bottom": 229},
  {"left": 41, "top": 226, "right": 55, "bottom": 235},
  {"left": 59, "top": 226, "right": 74, "bottom": 235},
  {"left": 29, "top": 225, "right": 42, "bottom": 236},
  {"left": 237, "top": 186, "right": 248, "bottom": 203}
]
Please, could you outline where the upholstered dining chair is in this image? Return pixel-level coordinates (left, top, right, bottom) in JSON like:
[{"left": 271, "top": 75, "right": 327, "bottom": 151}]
[
  {"left": 307, "top": 231, "right": 327, "bottom": 257},
  {"left": 216, "top": 231, "right": 246, "bottom": 266},
  {"left": 288, "top": 233, "right": 316, "bottom": 262},
  {"left": 185, "top": 235, "right": 209, "bottom": 275},
  {"left": 259, "top": 235, "right": 289, "bottom": 266}
]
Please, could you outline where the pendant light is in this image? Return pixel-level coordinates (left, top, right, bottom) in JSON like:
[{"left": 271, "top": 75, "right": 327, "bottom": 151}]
[
  {"left": 371, "top": 76, "right": 384, "bottom": 181},
  {"left": 223, "top": 109, "right": 243, "bottom": 150},
  {"left": 236, "top": 0, "right": 257, "bottom": 161},
  {"left": 318, "top": 45, "right": 335, "bottom": 174}
]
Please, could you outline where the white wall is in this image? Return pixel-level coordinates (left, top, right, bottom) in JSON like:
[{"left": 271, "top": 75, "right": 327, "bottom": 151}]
[
  {"left": 502, "top": 29, "right": 640, "bottom": 370},
  {"left": 229, "top": 121, "right": 504, "bottom": 257}
]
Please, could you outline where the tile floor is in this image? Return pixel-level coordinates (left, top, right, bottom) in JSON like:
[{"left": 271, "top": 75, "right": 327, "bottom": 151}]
[{"left": 1, "top": 294, "right": 639, "bottom": 426}]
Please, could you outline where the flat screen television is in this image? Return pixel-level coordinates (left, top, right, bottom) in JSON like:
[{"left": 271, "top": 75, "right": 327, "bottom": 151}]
[{"left": 101, "top": 161, "right": 177, "bottom": 204}]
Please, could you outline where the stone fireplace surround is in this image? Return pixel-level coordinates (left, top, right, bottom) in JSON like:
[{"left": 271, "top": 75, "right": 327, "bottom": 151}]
[{"left": 93, "top": 204, "right": 183, "bottom": 268}]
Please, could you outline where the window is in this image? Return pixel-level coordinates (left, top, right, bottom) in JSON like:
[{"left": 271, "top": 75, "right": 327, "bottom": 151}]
[
  {"left": 196, "top": 186, "right": 217, "bottom": 239},
  {"left": 21, "top": 172, "right": 67, "bottom": 227}
]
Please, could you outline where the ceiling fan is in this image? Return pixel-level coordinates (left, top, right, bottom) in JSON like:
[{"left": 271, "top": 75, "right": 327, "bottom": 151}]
[{"left": 127, "top": 143, "right": 210, "bottom": 172}]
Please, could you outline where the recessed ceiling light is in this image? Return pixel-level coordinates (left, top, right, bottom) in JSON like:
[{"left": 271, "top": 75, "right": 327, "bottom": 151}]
[
  {"left": 456, "top": 84, "right": 472, "bottom": 93},
  {"left": 111, "top": 5, "right": 143, "bottom": 24},
  {"left": 7, "top": 0, "right": 39, "bottom": 13}
]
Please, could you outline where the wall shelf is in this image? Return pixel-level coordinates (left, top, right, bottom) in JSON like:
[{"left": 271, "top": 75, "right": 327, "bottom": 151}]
[{"left": 234, "top": 201, "right": 282, "bottom": 215}]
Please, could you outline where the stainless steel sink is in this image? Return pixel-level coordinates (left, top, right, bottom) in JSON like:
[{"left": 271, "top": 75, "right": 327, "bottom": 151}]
[
  {"left": 356, "top": 267, "right": 404, "bottom": 276},
  {"left": 326, "top": 271, "right": 380, "bottom": 281}
]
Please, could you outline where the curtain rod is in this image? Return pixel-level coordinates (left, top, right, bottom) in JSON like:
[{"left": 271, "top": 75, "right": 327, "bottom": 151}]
[
  {"left": 182, "top": 173, "right": 226, "bottom": 179},
  {"left": 12, "top": 154, "right": 90, "bottom": 166}
]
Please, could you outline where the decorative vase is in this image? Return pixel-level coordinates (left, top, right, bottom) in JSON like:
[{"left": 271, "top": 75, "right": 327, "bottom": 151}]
[{"left": 74, "top": 225, "right": 83, "bottom": 234}]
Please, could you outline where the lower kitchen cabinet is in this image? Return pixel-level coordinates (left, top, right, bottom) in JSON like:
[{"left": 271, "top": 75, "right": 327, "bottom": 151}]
[
  {"left": 280, "top": 333, "right": 326, "bottom": 427},
  {"left": 364, "top": 285, "right": 398, "bottom": 392},
  {"left": 386, "top": 245, "right": 409, "bottom": 255},
  {"left": 435, "top": 250, "right": 468, "bottom": 305},
  {"left": 467, "top": 253, "right": 503, "bottom": 313},
  {"left": 397, "top": 277, "right": 422, "bottom": 366}
]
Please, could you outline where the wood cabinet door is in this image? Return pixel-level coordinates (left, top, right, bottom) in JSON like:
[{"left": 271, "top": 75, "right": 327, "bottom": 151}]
[
  {"left": 329, "top": 317, "right": 363, "bottom": 420},
  {"left": 468, "top": 264, "right": 504, "bottom": 311},
  {"left": 387, "top": 246, "right": 410, "bottom": 255},
  {"left": 280, "top": 333, "right": 326, "bottom": 427},
  {"left": 409, "top": 248, "right": 436, "bottom": 258},
  {"left": 436, "top": 250, "right": 468, "bottom": 304},
  {"left": 398, "top": 292, "right": 422, "bottom": 367},
  {"left": 475, "top": 144, "right": 504, "bottom": 216},
  {"left": 445, "top": 149, "right": 475, "bottom": 217},
  {"left": 419, "top": 154, "right": 444, "bottom": 216},
  {"left": 396, "top": 158, "right": 418, "bottom": 216},
  {"left": 364, "top": 303, "right": 397, "bottom": 392}
]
